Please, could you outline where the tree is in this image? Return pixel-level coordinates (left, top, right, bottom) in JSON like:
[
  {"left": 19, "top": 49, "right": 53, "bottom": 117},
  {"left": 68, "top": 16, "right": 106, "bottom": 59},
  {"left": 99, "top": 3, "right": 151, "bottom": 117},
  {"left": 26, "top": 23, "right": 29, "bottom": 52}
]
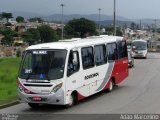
[
  {"left": 37, "top": 25, "right": 58, "bottom": 43},
  {"left": 28, "top": 17, "right": 44, "bottom": 23},
  {"left": 0, "top": 13, "right": 2, "bottom": 20},
  {"left": 105, "top": 26, "right": 123, "bottom": 36},
  {"left": 65, "top": 18, "right": 97, "bottom": 38},
  {"left": 22, "top": 28, "right": 40, "bottom": 45},
  {"left": 1, "top": 12, "right": 13, "bottom": 23},
  {"left": 0, "top": 28, "right": 17, "bottom": 45},
  {"left": 56, "top": 28, "right": 62, "bottom": 40},
  {"left": 130, "top": 22, "right": 136, "bottom": 30},
  {"left": 116, "top": 27, "right": 123, "bottom": 36},
  {"left": 16, "top": 16, "right": 24, "bottom": 23},
  {"left": 105, "top": 26, "right": 113, "bottom": 35}
]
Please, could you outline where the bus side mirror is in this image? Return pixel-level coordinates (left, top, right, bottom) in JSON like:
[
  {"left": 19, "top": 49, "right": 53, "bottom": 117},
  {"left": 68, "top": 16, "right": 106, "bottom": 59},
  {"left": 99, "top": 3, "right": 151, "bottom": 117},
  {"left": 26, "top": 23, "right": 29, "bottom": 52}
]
[{"left": 22, "top": 51, "right": 26, "bottom": 59}]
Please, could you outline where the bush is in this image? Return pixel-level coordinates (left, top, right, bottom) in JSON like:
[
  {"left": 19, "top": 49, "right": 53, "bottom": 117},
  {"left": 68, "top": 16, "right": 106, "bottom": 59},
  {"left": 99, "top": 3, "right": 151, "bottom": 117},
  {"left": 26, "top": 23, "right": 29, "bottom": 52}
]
[
  {"left": 16, "top": 49, "right": 21, "bottom": 57},
  {"left": 0, "top": 58, "right": 20, "bottom": 102}
]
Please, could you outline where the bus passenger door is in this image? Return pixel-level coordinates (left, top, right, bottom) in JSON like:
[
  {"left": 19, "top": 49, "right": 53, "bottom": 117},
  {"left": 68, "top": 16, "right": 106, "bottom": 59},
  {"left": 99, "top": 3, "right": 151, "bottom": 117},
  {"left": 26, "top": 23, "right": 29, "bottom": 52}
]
[
  {"left": 66, "top": 50, "right": 90, "bottom": 98},
  {"left": 116, "top": 41, "right": 129, "bottom": 83}
]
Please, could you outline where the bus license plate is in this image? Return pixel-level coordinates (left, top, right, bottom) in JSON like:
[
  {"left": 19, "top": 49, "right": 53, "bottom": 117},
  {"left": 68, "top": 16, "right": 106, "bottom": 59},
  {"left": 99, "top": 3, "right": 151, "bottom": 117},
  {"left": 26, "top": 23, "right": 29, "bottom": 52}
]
[{"left": 32, "top": 96, "right": 42, "bottom": 101}]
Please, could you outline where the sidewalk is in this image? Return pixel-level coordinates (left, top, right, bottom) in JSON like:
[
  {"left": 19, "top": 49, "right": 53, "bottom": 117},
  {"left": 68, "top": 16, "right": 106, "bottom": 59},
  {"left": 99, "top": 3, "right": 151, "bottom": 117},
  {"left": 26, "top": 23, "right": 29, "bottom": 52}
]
[{"left": 0, "top": 100, "right": 19, "bottom": 109}]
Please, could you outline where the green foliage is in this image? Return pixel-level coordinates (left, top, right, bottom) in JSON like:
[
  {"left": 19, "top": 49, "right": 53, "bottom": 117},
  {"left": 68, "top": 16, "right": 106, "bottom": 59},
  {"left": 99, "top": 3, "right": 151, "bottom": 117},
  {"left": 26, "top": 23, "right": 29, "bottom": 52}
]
[
  {"left": 130, "top": 22, "right": 137, "bottom": 30},
  {"left": 156, "top": 28, "right": 160, "bottom": 33},
  {"left": 16, "top": 16, "right": 24, "bottom": 23},
  {"left": 105, "top": 27, "right": 114, "bottom": 35},
  {"left": 0, "top": 13, "right": 2, "bottom": 20},
  {"left": 0, "top": 28, "right": 17, "bottom": 45},
  {"left": 105, "top": 26, "right": 123, "bottom": 36},
  {"left": 28, "top": 17, "right": 44, "bottom": 23},
  {"left": 116, "top": 27, "right": 123, "bottom": 36},
  {"left": 22, "top": 25, "right": 58, "bottom": 44},
  {"left": 55, "top": 28, "right": 62, "bottom": 40},
  {"left": 1, "top": 12, "right": 13, "bottom": 23},
  {"left": 38, "top": 25, "right": 58, "bottom": 43},
  {"left": 16, "top": 49, "right": 21, "bottom": 57},
  {"left": 0, "top": 58, "right": 20, "bottom": 103},
  {"left": 64, "top": 18, "right": 97, "bottom": 38},
  {"left": 22, "top": 28, "right": 40, "bottom": 45}
]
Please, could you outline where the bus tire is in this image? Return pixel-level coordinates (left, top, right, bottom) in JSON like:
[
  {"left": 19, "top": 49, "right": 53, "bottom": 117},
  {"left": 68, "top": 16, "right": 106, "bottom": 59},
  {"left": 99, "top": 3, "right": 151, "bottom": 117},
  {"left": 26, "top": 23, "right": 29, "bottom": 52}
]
[
  {"left": 108, "top": 80, "right": 114, "bottom": 92},
  {"left": 66, "top": 93, "right": 76, "bottom": 108},
  {"left": 28, "top": 103, "right": 39, "bottom": 108}
]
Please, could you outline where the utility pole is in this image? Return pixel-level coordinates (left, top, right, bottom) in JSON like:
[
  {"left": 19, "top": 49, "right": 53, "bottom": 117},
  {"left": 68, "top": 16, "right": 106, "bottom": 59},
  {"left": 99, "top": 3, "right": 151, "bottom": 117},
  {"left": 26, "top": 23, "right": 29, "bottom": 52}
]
[
  {"left": 98, "top": 8, "right": 102, "bottom": 35},
  {"left": 113, "top": 0, "right": 116, "bottom": 36},
  {"left": 154, "top": 19, "right": 157, "bottom": 33},
  {"left": 140, "top": 19, "right": 142, "bottom": 30},
  {"left": 60, "top": 3, "right": 64, "bottom": 40}
]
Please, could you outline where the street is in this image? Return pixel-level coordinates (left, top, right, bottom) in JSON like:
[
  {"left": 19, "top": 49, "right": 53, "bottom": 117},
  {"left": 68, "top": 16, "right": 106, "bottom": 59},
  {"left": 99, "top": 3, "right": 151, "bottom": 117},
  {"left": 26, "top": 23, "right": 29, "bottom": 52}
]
[{"left": 0, "top": 53, "right": 160, "bottom": 119}]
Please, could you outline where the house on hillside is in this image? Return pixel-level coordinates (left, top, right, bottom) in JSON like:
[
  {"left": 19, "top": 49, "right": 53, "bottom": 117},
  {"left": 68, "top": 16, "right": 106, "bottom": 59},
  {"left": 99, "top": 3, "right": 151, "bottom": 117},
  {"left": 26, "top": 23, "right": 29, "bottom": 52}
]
[
  {"left": 0, "top": 45, "right": 4, "bottom": 58},
  {"left": 15, "top": 23, "right": 26, "bottom": 33}
]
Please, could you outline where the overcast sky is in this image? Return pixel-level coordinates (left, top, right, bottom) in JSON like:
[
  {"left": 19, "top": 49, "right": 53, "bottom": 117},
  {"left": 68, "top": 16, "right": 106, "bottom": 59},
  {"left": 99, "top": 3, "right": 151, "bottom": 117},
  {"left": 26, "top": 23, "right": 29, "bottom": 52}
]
[{"left": 0, "top": 0, "right": 160, "bottom": 19}]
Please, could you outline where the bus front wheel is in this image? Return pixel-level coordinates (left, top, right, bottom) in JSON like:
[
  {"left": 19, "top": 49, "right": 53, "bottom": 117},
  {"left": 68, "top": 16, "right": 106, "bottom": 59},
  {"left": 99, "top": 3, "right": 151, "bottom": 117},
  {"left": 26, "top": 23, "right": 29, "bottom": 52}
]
[{"left": 66, "top": 93, "right": 77, "bottom": 108}]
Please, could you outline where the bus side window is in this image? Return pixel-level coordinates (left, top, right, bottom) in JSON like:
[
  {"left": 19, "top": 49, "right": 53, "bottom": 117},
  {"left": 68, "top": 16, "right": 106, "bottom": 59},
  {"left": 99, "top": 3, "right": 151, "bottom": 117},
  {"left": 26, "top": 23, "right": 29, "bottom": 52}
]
[
  {"left": 106, "top": 43, "right": 116, "bottom": 63},
  {"left": 67, "top": 51, "right": 80, "bottom": 76},
  {"left": 111, "top": 43, "right": 118, "bottom": 60},
  {"left": 81, "top": 47, "right": 94, "bottom": 69},
  {"left": 94, "top": 44, "right": 107, "bottom": 65},
  {"left": 117, "top": 41, "right": 127, "bottom": 59}
]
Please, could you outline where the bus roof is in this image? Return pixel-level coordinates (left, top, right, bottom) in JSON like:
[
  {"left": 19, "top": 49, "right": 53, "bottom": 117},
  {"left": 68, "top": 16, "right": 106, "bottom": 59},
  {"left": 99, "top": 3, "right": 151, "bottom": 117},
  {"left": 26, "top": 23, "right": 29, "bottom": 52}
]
[
  {"left": 132, "top": 39, "right": 147, "bottom": 43},
  {"left": 27, "top": 35, "right": 123, "bottom": 50}
]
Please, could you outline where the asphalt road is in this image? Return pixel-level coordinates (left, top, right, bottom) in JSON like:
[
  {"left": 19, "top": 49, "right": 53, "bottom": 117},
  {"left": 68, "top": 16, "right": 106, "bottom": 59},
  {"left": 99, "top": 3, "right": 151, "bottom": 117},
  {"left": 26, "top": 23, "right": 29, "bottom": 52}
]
[{"left": 1, "top": 53, "right": 160, "bottom": 120}]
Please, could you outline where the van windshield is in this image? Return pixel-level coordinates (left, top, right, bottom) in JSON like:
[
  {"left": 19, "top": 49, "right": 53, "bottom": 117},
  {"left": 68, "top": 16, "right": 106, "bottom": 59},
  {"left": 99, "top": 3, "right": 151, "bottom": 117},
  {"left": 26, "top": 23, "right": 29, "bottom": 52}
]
[
  {"left": 19, "top": 50, "right": 67, "bottom": 80},
  {"left": 132, "top": 41, "right": 147, "bottom": 50}
]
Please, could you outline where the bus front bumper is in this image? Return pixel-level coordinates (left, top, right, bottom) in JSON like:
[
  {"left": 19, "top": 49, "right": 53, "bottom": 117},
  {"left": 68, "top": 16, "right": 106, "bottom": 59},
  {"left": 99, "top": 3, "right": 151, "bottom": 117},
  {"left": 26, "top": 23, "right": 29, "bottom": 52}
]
[
  {"left": 18, "top": 89, "right": 65, "bottom": 105},
  {"left": 133, "top": 53, "right": 147, "bottom": 58}
]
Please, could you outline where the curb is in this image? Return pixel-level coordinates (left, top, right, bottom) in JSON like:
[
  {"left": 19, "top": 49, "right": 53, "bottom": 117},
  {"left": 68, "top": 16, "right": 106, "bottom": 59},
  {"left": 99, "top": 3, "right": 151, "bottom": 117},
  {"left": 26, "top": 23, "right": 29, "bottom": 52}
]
[{"left": 0, "top": 100, "right": 20, "bottom": 109}]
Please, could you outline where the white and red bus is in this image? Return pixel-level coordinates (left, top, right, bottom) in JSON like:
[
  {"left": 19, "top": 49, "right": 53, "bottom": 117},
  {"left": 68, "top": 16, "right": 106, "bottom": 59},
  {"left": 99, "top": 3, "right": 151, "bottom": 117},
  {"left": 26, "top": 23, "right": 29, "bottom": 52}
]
[{"left": 18, "top": 35, "right": 129, "bottom": 108}]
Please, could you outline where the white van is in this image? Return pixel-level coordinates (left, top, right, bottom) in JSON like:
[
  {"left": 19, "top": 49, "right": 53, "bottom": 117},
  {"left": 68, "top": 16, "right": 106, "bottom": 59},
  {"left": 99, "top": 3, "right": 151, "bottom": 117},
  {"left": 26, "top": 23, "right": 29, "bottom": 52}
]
[{"left": 132, "top": 39, "right": 148, "bottom": 59}]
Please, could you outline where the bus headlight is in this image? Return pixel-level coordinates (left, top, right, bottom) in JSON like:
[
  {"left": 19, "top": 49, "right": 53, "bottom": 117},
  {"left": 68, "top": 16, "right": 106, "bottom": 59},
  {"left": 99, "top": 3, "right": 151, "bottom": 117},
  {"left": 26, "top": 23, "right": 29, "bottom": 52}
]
[
  {"left": 143, "top": 51, "right": 146, "bottom": 54},
  {"left": 51, "top": 83, "right": 63, "bottom": 93},
  {"left": 18, "top": 79, "right": 36, "bottom": 94},
  {"left": 18, "top": 84, "right": 24, "bottom": 92}
]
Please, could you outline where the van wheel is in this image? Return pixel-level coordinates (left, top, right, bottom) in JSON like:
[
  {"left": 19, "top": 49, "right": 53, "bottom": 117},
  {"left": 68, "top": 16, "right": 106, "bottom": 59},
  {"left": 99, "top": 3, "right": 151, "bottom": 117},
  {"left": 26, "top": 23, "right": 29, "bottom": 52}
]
[
  {"left": 28, "top": 103, "right": 39, "bottom": 108},
  {"left": 66, "top": 93, "right": 76, "bottom": 108},
  {"left": 108, "top": 80, "right": 114, "bottom": 92}
]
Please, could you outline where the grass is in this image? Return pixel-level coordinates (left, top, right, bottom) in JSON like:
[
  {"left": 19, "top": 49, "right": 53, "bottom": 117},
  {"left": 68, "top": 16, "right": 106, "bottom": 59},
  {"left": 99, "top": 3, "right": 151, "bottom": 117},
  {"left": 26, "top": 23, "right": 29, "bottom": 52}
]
[{"left": 0, "top": 57, "right": 20, "bottom": 105}]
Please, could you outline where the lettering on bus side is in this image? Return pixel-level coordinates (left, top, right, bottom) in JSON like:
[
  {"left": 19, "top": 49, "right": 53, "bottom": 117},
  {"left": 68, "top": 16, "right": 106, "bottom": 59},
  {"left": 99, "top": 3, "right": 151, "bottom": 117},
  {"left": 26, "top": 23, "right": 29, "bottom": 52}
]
[{"left": 85, "top": 73, "right": 99, "bottom": 80}]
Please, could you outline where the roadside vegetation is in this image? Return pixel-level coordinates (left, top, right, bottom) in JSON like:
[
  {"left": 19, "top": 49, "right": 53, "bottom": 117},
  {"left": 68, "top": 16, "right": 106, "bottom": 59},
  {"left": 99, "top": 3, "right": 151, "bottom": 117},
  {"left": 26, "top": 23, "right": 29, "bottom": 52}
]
[{"left": 0, "top": 58, "right": 20, "bottom": 104}]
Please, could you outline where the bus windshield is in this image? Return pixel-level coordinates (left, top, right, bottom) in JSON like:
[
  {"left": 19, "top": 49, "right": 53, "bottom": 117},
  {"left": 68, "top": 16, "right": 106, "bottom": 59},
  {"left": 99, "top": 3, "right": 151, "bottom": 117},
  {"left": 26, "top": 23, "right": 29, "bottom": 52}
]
[
  {"left": 19, "top": 50, "right": 67, "bottom": 80},
  {"left": 132, "top": 41, "right": 147, "bottom": 50}
]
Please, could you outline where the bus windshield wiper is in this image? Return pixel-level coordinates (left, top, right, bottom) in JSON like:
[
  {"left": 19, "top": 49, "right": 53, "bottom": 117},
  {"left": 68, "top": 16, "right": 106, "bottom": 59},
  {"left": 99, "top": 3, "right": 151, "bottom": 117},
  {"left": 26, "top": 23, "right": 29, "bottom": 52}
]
[{"left": 46, "top": 73, "right": 50, "bottom": 81}]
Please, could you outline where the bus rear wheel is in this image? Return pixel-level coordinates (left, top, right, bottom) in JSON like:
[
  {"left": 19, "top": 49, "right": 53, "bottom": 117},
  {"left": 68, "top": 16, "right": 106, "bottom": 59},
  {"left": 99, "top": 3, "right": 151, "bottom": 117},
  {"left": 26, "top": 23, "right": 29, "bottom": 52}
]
[{"left": 108, "top": 80, "right": 114, "bottom": 92}]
